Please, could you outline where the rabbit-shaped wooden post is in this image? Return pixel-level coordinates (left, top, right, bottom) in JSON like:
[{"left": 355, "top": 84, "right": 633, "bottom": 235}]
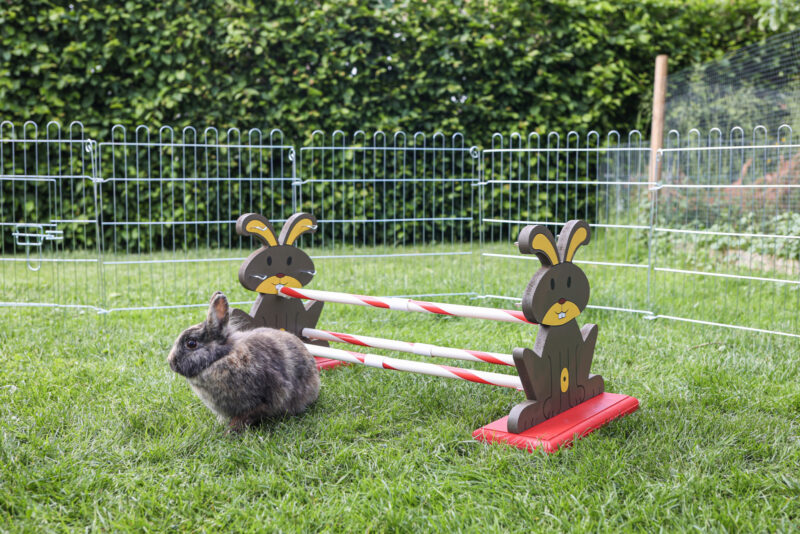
[
  {"left": 508, "top": 220, "right": 605, "bottom": 433},
  {"left": 474, "top": 220, "right": 638, "bottom": 451},
  {"left": 232, "top": 212, "right": 327, "bottom": 346},
  {"left": 508, "top": 220, "right": 603, "bottom": 433}
]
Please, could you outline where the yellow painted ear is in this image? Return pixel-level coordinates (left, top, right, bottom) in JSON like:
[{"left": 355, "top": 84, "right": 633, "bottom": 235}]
[
  {"left": 245, "top": 219, "right": 279, "bottom": 247},
  {"left": 283, "top": 217, "right": 315, "bottom": 245},
  {"left": 279, "top": 212, "right": 318, "bottom": 245},
  {"left": 565, "top": 227, "right": 588, "bottom": 262},
  {"left": 532, "top": 233, "right": 559, "bottom": 265},
  {"left": 518, "top": 225, "right": 559, "bottom": 266},
  {"left": 558, "top": 220, "right": 591, "bottom": 263}
]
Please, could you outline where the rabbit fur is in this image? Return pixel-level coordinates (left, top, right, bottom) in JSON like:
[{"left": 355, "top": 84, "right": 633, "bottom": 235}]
[{"left": 168, "top": 291, "right": 320, "bottom": 431}]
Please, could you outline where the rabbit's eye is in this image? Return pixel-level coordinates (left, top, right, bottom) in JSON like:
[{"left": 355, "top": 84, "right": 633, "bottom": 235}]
[
  {"left": 567, "top": 276, "right": 572, "bottom": 288},
  {"left": 550, "top": 278, "right": 555, "bottom": 290},
  {"left": 287, "top": 256, "right": 292, "bottom": 266},
  {"left": 267, "top": 256, "right": 272, "bottom": 266},
  {"left": 185, "top": 339, "right": 198, "bottom": 350}
]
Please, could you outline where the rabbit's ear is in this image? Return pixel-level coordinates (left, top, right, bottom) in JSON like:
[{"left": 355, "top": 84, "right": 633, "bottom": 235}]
[
  {"left": 557, "top": 220, "right": 591, "bottom": 263},
  {"left": 207, "top": 291, "right": 230, "bottom": 327},
  {"left": 279, "top": 212, "right": 318, "bottom": 246},
  {"left": 518, "top": 225, "right": 559, "bottom": 266},
  {"left": 237, "top": 213, "right": 278, "bottom": 247}
]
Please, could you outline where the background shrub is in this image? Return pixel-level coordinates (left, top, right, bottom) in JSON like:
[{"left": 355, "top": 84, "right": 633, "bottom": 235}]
[{"left": 1, "top": 0, "right": 796, "bottom": 140}]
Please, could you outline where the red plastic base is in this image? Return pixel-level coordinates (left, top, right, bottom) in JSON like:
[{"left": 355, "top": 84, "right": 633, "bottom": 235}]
[
  {"left": 473, "top": 392, "right": 639, "bottom": 453},
  {"left": 314, "top": 357, "right": 348, "bottom": 371}
]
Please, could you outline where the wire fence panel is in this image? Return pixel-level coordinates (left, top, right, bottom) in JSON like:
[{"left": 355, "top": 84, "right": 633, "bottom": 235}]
[
  {"left": 0, "top": 120, "right": 797, "bottom": 339},
  {"left": 478, "top": 131, "right": 652, "bottom": 315},
  {"left": 0, "top": 121, "right": 101, "bottom": 310},
  {"left": 297, "top": 131, "right": 479, "bottom": 298},
  {"left": 653, "top": 126, "right": 800, "bottom": 337},
  {"left": 95, "top": 126, "right": 296, "bottom": 312},
  {"left": 666, "top": 29, "right": 800, "bottom": 136}
]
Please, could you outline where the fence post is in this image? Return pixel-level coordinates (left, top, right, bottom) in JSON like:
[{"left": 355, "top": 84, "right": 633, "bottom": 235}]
[
  {"left": 649, "top": 55, "right": 668, "bottom": 188},
  {"left": 647, "top": 54, "right": 667, "bottom": 312},
  {"left": 289, "top": 147, "right": 298, "bottom": 213},
  {"left": 89, "top": 139, "right": 106, "bottom": 314},
  {"left": 476, "top": 146, "right": 485, "bottom": 297}
]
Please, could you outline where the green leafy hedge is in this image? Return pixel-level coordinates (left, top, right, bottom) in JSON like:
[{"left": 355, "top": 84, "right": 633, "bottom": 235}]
[{"left": 2, "top": 0, "right": 796, "bottom": 141}]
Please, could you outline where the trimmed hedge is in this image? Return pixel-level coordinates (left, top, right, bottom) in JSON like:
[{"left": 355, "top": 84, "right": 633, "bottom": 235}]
[{"left": 1, "top": 0, "right": 796, "bottom": 141}]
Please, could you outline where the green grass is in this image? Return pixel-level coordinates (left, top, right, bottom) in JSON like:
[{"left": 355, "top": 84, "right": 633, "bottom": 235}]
[{"left": 1, "top": 244, "right": 799, "bottom": 532}]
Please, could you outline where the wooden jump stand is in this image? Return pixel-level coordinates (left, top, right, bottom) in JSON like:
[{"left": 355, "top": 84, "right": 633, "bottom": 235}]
[
  {"left": 233, "top": 212, "right": 638, "bottom": 453},
  {"left": 231, "top": 212, "right": 341, "bottom": 369}
]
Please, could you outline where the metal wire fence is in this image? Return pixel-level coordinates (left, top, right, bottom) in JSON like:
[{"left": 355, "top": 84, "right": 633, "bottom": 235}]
[
  {"left": 653, "top": 125, "right": 799, "bottom": 336},
  {"left": 665, "top": 29, "right": 800, "bottom": 137},
  {"left": 477, "top": 130, "right": 652, "bottom": 317},
  {"left": 296, "top": 131, "right": 479, "bottom": 298},
  {"left": 0, "top": 121, "right": 100, "bottom": 310},
  {"left": 1, "top": 121, "right": 798, "bottom": 339},
  {"left": 95, "top": 125, "right": 296, "bottom": 311}
]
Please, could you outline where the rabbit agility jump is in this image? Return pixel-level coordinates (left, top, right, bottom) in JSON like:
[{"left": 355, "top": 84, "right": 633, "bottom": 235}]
[{"left": 189, "top": 212, "right": 637, "bottom": 449}]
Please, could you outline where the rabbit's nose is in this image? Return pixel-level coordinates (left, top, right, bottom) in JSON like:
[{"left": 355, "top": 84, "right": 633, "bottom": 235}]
[
  {"left": 558, "top": 298, "right": 566, "bottom": 305},
  {"left": 277, "top": 273, "right": 286, "bottom": 278}
]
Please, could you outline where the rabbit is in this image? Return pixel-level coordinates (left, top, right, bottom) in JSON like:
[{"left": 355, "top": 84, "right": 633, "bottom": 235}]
[
  {"left": 507, "top": 220, "right": 605, "bottom": 433},
  {"left": 231, "top": 212, "right": 327, "bottom": 346},
  {"left": 167, "top": 291, "right": 320, "bottom": 431}
]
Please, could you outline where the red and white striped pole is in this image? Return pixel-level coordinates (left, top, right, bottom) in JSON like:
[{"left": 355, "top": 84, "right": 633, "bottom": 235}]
[
  {"left": 305, "top": 344, "right": 523, "bottom": 390},
  {"left": 277, "top": 285, "right": 535, "bottom": 325},
  {"left": 303, "top": 328, "right": 515, "bottom": 367}
]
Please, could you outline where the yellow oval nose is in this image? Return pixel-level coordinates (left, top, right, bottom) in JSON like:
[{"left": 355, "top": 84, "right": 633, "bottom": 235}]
[{"left": 560, "top": 367, "right": 569, "bottom": 393}]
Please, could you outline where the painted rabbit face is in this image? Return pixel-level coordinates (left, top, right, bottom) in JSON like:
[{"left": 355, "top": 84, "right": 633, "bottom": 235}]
[
  {"left": 518, "top": 220, "right": 592, "bottom": 326},
  {"left": 236, "top": 213, "right": 318, "bottom": 295}
]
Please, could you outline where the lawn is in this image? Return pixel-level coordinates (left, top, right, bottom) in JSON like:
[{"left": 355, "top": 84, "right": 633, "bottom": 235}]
[{"left": 1, "top": 244, "right": 799, "bottom": 531}]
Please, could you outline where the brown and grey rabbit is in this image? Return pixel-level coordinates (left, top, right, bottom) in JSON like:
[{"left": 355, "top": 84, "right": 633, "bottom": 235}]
[{"left": 167, "top": 291, "right": 320, "bottom": 431}]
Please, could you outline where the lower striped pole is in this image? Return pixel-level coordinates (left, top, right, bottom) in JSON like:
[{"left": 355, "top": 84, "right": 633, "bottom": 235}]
[
  {"left": 305, "top": 344, "right": 523, "bottom": 391},
  {"left": 303, "top": 328, "right": 515, "bottom": 366}
]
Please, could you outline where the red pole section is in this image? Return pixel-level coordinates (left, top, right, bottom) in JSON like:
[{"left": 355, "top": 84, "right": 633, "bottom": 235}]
[{"left": 277, "top": 285, "right": 536, "bottom": 325}]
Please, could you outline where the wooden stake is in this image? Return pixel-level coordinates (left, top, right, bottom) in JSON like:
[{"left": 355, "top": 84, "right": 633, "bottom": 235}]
[{"left": 649, "top": 55, "right": 668, "bottom": 187}]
